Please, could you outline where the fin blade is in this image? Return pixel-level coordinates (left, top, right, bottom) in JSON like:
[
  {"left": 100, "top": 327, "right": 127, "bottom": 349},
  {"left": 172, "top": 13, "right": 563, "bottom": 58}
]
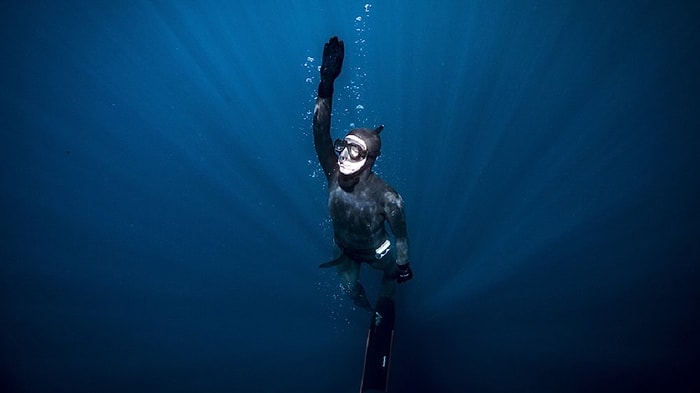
[{"left": 319, "top": 256, "right": 344, "bottom": 268}]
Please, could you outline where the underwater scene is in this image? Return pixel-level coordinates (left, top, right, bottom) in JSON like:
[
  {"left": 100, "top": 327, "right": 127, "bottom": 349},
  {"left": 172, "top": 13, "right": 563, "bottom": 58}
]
[{"left": 2, "top": 1, "right": 699, "bottom": 392}]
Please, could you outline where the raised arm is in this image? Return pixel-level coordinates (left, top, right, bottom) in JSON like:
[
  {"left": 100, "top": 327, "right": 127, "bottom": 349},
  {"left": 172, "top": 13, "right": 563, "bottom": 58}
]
[
  {"left": 313, "top": 96, "right": 335, "bottom": 178},
  {"left": 313, "top": 36, "right": 344, "bottom": 179}
]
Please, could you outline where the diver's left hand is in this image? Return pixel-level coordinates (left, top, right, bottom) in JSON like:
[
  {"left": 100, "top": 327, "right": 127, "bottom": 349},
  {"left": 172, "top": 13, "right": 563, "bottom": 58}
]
[{"left": 396, "top": 263, "right": 413, "bottom": 284}]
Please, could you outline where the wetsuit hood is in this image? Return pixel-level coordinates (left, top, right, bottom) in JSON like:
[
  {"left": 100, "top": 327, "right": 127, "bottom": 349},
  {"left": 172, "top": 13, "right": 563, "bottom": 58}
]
[
  {"left": 346, "top": 125, "right": 383, "bottom": 158},
  {"left": 338, "top": 125, "right": 383, "bottom": 191}
]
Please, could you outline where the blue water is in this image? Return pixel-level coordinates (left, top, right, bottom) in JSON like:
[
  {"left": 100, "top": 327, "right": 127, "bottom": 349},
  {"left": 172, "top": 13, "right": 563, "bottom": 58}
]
[{"left": 2, "top": 1, "right": 699, "bottom": 392}]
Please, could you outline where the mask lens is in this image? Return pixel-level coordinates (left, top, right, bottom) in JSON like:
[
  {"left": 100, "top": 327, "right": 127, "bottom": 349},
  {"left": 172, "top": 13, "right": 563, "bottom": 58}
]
[
  {"left": 347, "top": 144, "right": 362, "bottom": 160},
  {"left": 334, "top": 138, "right": 367, "bottom": 160},
  {"left": 333, "top": 139, "right": 345, "bottom": 154}
]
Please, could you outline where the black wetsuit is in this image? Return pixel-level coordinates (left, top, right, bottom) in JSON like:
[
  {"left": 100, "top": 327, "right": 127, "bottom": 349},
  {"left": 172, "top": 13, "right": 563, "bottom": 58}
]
[{"left": 313, "top": 94, "right": 409, "bottom": 305}]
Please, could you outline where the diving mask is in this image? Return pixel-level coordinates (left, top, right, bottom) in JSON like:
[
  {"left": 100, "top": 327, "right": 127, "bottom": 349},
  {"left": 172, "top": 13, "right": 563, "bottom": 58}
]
[{"left": 335, "top": 134, "right": 368, "bottom": 175}]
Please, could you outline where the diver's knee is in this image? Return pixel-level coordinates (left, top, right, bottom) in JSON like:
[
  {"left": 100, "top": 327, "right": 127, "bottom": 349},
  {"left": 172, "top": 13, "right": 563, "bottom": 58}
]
[
  {"left": 343, "top": 280, "right": 365, "bottom": 298},
  {"left": 344, "top": 281, "right": 371, "bottom": 309}
]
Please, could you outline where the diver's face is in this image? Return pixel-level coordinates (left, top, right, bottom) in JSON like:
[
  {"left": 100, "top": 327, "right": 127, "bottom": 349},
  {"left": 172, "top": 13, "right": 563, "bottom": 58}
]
[{"left": 338, "top": 134, "right": 367, "bottom": 175}]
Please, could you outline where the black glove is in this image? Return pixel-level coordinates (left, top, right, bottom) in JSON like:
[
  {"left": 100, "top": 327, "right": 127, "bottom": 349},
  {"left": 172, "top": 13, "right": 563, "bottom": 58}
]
[
  {"left": 318, "top": 36, "right": 344, "bottom": 98},
  {"left": 396, "top": 263, "right": 414, "bottom": 284}
]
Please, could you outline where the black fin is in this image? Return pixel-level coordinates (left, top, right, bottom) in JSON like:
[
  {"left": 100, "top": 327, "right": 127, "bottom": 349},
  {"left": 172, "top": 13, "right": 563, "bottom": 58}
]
[{"left": 319, "top": 256, "right": 345, "bottom": 268}]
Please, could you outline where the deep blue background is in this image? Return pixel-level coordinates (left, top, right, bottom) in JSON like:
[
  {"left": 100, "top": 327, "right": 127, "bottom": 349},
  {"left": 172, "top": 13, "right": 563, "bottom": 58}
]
[{"left": 2, "top": 1, "right": 699, "bottom": 392}]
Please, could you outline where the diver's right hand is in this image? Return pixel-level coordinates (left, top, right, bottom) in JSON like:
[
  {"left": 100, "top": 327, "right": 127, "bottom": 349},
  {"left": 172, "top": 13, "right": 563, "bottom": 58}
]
[
  {"left": 318, "top": 36, "right": 344, "bottom": 98},
  {"left": 320, "top": 36, "right": 344, "bottom": 82}
]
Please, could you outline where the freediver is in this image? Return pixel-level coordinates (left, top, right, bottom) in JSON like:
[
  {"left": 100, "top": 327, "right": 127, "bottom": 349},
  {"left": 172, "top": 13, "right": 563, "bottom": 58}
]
[{"left": 313, "top": 36, "right": 413, "bottom": 311}]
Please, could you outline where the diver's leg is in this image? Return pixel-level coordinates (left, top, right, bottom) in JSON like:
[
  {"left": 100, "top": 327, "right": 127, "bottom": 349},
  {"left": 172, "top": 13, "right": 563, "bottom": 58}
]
[
  {"left": 336, "top": 256, "right": 372, "bottom": 311},
  {"left": 376, "top": 255, "right": 397, "bottom": 300}
]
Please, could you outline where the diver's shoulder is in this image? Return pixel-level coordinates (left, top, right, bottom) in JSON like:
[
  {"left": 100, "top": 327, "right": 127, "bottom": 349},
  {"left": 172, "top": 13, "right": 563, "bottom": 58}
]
[
  {"left": 367, "top": 172, "right": 390, "bottom": 189},
  {"left": 366, "top": 174, "right": 401, "bottom": 201}
]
